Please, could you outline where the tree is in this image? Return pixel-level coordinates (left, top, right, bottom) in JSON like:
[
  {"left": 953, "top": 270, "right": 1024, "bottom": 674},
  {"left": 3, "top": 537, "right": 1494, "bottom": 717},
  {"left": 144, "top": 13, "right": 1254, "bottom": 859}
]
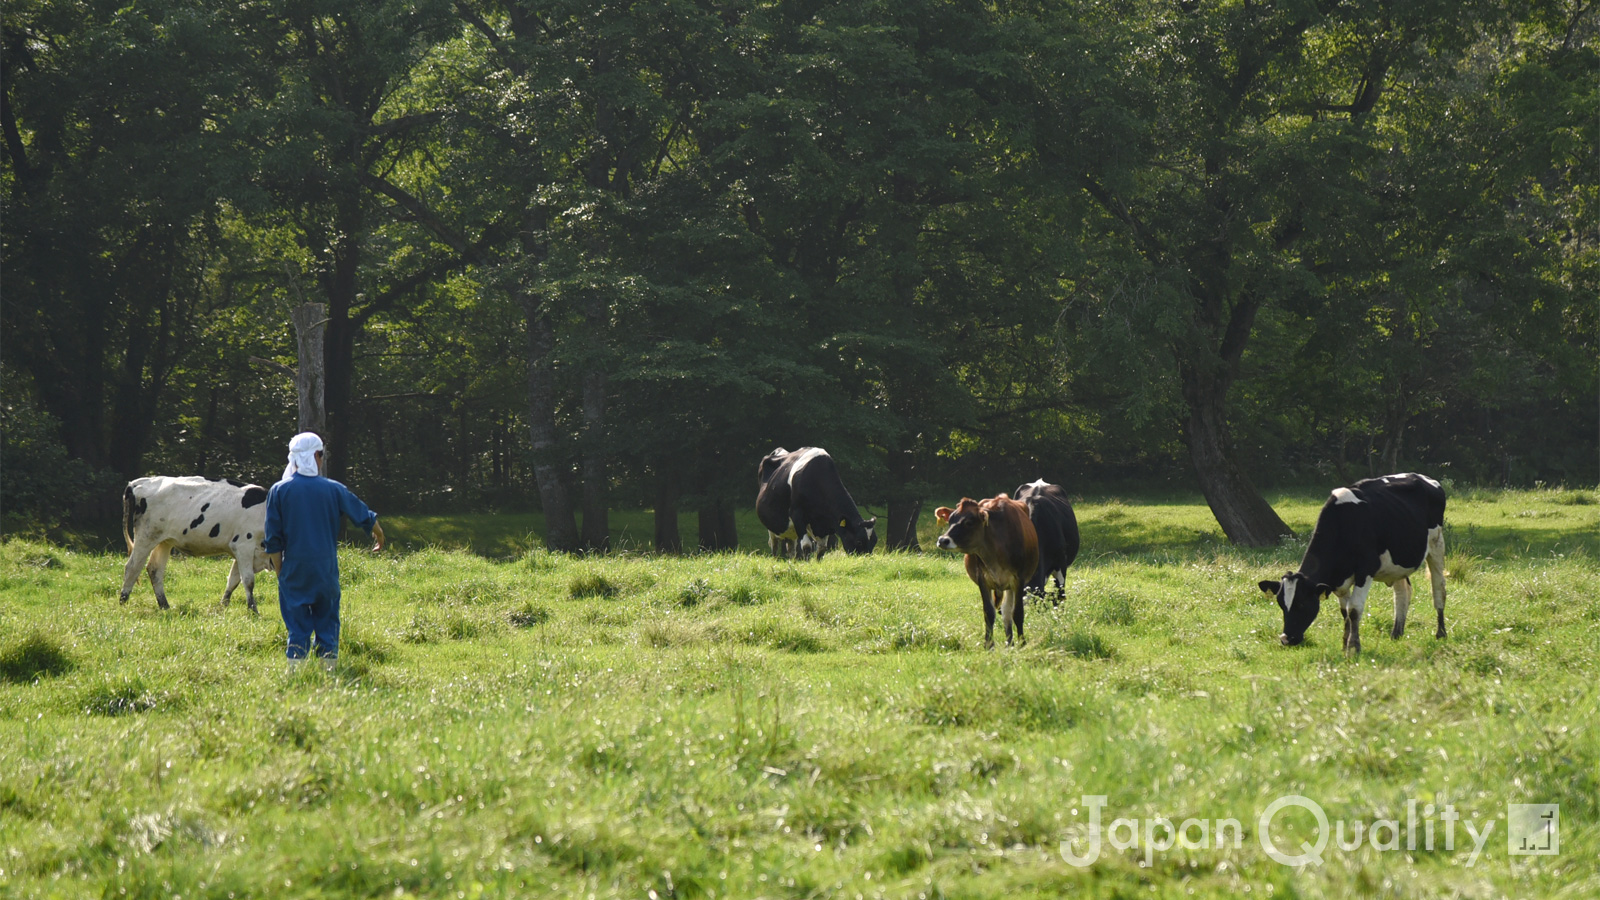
[{"left": 2, "top": 0, "right": 261, "bottom": 486}]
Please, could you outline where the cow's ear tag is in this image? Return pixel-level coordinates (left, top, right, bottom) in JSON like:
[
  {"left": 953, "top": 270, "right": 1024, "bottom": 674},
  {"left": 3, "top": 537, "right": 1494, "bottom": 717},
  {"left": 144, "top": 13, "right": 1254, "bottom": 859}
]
[{"left": 839, "top": 518, "right": 848, "bottom": 528}]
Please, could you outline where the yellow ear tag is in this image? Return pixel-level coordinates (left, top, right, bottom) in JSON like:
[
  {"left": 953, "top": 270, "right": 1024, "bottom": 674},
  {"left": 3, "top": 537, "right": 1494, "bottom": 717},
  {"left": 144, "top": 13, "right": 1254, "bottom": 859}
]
[{"left": 839, "top": 519, "right": 848, "bottom": 528}]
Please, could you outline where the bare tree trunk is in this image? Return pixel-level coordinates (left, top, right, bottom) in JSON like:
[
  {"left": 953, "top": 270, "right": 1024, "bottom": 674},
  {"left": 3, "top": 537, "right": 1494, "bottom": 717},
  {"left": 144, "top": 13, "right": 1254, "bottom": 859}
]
[
  {"left": 290, "top": 303, "right": 327, "bottom": 435},
  {"left": 579, "top": 348, "right": 609, "bottom": 552},
  {"left": 698, "top": 498, "right": 738, "bottom": 551},
  {"left": 654, "top": 468, "right": 681, "bottom": 554},
  {"left": 884, "top": 447, "right": 922, "bottom": 551},
  {"left": 885, "top": 499, "right": 922, "bottom": 551},
  {"left": 524, "top": 297, "right": 579, "bottom": 551},
  {"left": 1183, "top": 368, "right": 1291, "bottom": 547}
]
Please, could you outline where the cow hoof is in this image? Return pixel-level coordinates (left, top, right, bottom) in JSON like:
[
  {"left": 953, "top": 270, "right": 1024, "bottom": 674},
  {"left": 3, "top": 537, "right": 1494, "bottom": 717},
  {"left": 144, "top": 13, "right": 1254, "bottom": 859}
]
[
  {"left": 248, "top": 603, "right": 259, "bottom": 616},
  {"left": 119, "top": 593, "right": 130, "bottom": 605},
  {"left": 1435, "top": 626, "right": 1447, "bottom": 639},
  {"left": 156, "top": 598, "right": 170, "bottom": 610},
  {"left": 1391, "top": 626, "right": 1405, "bottom": 640},
  {"left": 984, "top": 640, "right": 995, "bottom": 650}
]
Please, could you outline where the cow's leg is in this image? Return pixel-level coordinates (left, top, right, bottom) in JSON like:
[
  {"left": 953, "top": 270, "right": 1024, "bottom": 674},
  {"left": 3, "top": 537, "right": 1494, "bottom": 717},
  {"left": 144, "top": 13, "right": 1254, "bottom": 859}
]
[
  {"left": 221, "top": 559, "right": 242, "bottom": 609},
  {"left": 980, "top": 586, "right": 997, "bottom": 650},
  {"left": 1051, "top": 570, "right": 1065, "bottom": 606},
  {"left": 1342, "top": 579, "right": 1372, "bottom": 655},
  {"left": 242, "top": 561, "right": 258, "bottom": 614},
  {"left": 1000, "top": 588, "right": 1016, "bottom": 646},
  {"left": 120, "top": 542, "right": 154, "bottom": 604},
  {"left": 146, "top": 543, "right": 173, "bottom": 610},
  {"left": 1425, "top": 526, "right": 1447, "bottom": 638},
  {"left": 1013, "top": 588, "right": 1027, "bottom": 647},
  {"left": 1390, "top": 576, "right": 1411, "bottom": 640}
]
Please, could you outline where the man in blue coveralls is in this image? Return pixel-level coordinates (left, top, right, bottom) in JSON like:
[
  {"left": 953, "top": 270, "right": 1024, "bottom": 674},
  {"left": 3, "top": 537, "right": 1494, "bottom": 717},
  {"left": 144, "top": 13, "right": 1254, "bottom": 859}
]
[{"left": 264, "top": 432, "right": 384, "bottom": 670}]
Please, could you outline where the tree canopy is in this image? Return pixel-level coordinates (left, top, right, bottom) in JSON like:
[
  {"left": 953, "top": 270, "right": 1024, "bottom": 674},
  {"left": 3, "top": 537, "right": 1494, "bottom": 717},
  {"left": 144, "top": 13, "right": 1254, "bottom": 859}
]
[{"left": 4, "top": 0, "right": 1596, "bottom": 544}]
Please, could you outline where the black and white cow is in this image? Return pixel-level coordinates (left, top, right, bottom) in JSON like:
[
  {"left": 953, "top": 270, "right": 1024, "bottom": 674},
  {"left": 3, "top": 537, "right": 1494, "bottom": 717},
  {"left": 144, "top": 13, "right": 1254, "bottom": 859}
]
[
  {"left": 756, "top": 447, "right": 877, "bottom": 560},
  {"left": 121, "top": 476, "right": 272, "bottom": 612},
  {"left": 1013, "top": 479, "right": 1081, "bottom": 604},
  {"left": 1258, "top": 473, "right": 1447, "bottom": 654}
]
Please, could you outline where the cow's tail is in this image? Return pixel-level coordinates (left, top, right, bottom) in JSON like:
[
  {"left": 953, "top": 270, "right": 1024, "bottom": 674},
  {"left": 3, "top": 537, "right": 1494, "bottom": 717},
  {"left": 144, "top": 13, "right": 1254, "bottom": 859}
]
[{"left": 122, "top": 485, "right": 136, "bottom": 553}]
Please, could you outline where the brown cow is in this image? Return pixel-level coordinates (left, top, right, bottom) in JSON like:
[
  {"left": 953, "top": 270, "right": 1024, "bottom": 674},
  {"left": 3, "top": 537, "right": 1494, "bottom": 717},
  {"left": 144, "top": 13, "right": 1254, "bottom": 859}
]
[{"left": 935, "top": 494, "right": 1040, "bottom": 649}]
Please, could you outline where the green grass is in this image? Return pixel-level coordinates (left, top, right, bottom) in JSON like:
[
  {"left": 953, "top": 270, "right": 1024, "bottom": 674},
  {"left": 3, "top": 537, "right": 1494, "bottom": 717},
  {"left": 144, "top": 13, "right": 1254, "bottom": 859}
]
[{"left": 1, "top": 487, "right": 1596, "bottom": 898}]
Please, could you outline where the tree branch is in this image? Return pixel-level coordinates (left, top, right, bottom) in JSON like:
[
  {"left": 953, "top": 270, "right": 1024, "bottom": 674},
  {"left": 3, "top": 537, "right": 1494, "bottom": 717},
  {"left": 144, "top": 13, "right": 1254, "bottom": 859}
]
[
  {"left": 359, "top": 172, "right": 474, "bottom": 257},
  {"left": 249, "top": 356, "right": 298, "bottom": 380}
]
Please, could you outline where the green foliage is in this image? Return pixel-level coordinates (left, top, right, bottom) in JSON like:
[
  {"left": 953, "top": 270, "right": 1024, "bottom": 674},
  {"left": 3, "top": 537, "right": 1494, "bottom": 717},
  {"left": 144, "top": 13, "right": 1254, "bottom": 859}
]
[{"left": 2, "top": 0, "right": 1593, "bottom": 548}]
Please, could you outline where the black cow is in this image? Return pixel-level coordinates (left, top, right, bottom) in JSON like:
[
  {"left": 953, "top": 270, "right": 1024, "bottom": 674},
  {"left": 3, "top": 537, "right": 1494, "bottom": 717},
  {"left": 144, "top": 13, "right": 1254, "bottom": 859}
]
[
  {"left": 1013, "top": 479, "right": 1081, "bottom": 603},
  {"left": 1258, "top": 473, "right": 1447, "bottom": 654},
  {"left": 756, "top": 447, "right": 877, "bottom": 560}
]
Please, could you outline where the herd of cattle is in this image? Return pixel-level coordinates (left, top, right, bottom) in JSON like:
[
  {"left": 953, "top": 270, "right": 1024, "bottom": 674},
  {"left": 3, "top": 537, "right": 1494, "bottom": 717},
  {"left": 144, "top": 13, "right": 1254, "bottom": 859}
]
[{"left": 118, "top": 448, "right": 1449, "bottom": 655}]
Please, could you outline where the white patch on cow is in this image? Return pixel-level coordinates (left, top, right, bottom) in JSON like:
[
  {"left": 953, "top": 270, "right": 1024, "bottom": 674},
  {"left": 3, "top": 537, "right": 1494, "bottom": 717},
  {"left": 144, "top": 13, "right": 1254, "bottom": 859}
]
[
  {"left": 1343, "top": 578, "right": 1372, "bottom": 617},
  {"left": 1331, "top": 575, "right": 1356, "bottom": 598},
  {"left": 1026, "top": 478, "right": 1049, "bottom": 491},
  {"left": 1331, "top": 487, "right": 1363, "bottom": 505},
  {"left": 1281, "top": 577, "right": 1298, "bottom": 612},
  {"left": 1373, "top": 549, "right": 1417, "bottom": 585},
  {"left": 1416, "top": 473, "right": 1441, "bottom": 488},
  {"left": 785, "top": 447, "right": 829, "bottom": 486}
]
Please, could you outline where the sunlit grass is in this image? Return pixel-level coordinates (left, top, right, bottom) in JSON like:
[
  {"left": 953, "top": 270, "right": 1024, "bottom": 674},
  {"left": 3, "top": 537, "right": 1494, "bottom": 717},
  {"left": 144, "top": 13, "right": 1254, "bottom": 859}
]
[{"left": 1, "top": 488, "right": 1596, "bottom": 898}]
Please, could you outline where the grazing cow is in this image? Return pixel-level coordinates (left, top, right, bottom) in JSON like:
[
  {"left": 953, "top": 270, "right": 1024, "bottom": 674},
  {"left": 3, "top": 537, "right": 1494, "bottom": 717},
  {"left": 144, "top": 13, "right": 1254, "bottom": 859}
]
[
  {"left": 1013, "top": 479, "right": 1081, "bottom": 604},
  {"left": 756, "top": 447, "right": 877, "bottom": 560},
  {"left": 120, "top": 476, "right": 273, "bottom": 612},
  {"left": 935, "top": 494, "right": 1040, "bottom": 648},
  {"left": 1258, "top": 473, "right": 1447, "bottom": 654}
]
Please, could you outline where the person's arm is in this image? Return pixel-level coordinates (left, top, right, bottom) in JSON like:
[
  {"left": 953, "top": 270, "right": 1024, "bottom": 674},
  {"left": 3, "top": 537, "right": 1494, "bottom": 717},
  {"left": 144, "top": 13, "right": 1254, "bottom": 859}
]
[
  {"left": 263, "top": 485, "right": 285, "bottom": 573},
  {"left": 337, "top": 485, "right": 383, "bottom": 553}
]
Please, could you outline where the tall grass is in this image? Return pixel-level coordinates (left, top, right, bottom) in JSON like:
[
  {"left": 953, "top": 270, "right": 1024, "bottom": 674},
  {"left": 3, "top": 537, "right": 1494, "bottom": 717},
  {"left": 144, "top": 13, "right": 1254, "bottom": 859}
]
[{"left": 1, "top": 489, "right": 1596, "bottom": 898}]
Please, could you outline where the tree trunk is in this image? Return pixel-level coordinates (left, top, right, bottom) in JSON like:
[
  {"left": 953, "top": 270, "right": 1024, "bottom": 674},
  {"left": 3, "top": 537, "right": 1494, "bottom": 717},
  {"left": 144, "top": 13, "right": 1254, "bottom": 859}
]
[
  {"left": 654, "top": 468, "right": 681, "bottom": 554},
  {"left": 524, "top": 297, "right": 579, "bottom": 551},
  {"left": 698, "top": 499, "right": 738, "bottom": 551},
  {"left": 579, "top": 357, "right": 609, "bottom": 552},
  {"left": 884, "top": 446, "right": 922, "bottom": 551},
  {"left": 885, "top": 498, "right": 922, "bottom": 551},
  {"left": 290, "top": 303, "right": 327, "bottom": 435},
  {"left": 319, "top": 199, "right": 362, "bottom": 484},
  {"left": 1183, "top": 369, "right": 1291, "bottom": 547}
]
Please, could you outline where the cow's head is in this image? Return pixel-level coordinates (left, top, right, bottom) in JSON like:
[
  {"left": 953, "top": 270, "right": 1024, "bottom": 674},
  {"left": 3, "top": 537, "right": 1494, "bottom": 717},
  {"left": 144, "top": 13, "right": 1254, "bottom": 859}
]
[
  {"left": 840, "top": 516, "right": 878, "bottom": 555},
  {"left": 1258, "top": 573, "right": 1330, "bottom": 646},
  {"left": 934, "top": 499, "right": 985, "bottom": 552}
]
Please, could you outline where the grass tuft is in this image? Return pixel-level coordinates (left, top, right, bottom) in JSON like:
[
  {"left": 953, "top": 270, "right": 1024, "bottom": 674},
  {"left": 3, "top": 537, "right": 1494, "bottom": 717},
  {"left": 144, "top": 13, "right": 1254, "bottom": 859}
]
[
  {"left": 509, "top": 601, "right": 552, "bottom": 627},
  {"left": 0, "top": 632, "right": 75, "bottom": 683},
  {"left": 569, "top": 572, "right": 618, "bottom": 599},
  {"left": 81, "top": 678, "right": 163, "bottom": 716}
]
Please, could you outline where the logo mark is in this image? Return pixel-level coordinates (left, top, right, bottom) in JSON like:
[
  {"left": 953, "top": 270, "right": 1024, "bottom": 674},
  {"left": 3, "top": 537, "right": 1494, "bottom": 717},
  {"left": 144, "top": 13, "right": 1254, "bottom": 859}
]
[{"left": 1507, "top": 804, "right": 1559, "bottom": 856}]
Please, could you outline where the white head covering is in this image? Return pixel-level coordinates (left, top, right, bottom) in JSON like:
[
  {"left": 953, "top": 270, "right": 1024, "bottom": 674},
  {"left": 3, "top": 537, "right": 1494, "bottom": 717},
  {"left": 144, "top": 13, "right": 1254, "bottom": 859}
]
[{"left": 281, "top": 432, "right": 324, "bottom": 482}]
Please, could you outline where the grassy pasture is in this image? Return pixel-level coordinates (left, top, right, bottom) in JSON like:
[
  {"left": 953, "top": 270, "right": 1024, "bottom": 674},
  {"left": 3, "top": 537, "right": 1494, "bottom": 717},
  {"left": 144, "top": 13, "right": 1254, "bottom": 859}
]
[{"left": 1, "top": 487, "right": 1596, "bottom": 898}]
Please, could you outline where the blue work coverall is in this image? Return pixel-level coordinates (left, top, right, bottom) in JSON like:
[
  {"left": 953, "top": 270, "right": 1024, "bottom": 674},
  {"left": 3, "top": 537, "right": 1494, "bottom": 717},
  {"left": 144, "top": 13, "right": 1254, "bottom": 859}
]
[{"left": 263, "top": 473, "right": 378, "bottom": 659}]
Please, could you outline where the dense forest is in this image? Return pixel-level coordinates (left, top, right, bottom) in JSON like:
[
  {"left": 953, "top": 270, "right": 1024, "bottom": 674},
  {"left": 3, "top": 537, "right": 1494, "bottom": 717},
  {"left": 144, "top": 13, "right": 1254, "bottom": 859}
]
[{"left": 3, "top": 0, "right": 1596, "bottom": 549}]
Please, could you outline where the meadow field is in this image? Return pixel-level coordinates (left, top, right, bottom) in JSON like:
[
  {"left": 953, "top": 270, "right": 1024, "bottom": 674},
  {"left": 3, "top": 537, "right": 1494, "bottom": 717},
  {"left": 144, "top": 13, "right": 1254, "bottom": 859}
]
[{"left": 1, "top": 486, "right": 1596, "bottom": 899}]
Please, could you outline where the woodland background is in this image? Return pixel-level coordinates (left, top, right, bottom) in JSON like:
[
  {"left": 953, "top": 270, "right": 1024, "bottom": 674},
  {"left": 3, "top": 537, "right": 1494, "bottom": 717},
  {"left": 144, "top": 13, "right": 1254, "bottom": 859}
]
[{"left": 3, "top": 0, "right": 1596, "bottom": 549}]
